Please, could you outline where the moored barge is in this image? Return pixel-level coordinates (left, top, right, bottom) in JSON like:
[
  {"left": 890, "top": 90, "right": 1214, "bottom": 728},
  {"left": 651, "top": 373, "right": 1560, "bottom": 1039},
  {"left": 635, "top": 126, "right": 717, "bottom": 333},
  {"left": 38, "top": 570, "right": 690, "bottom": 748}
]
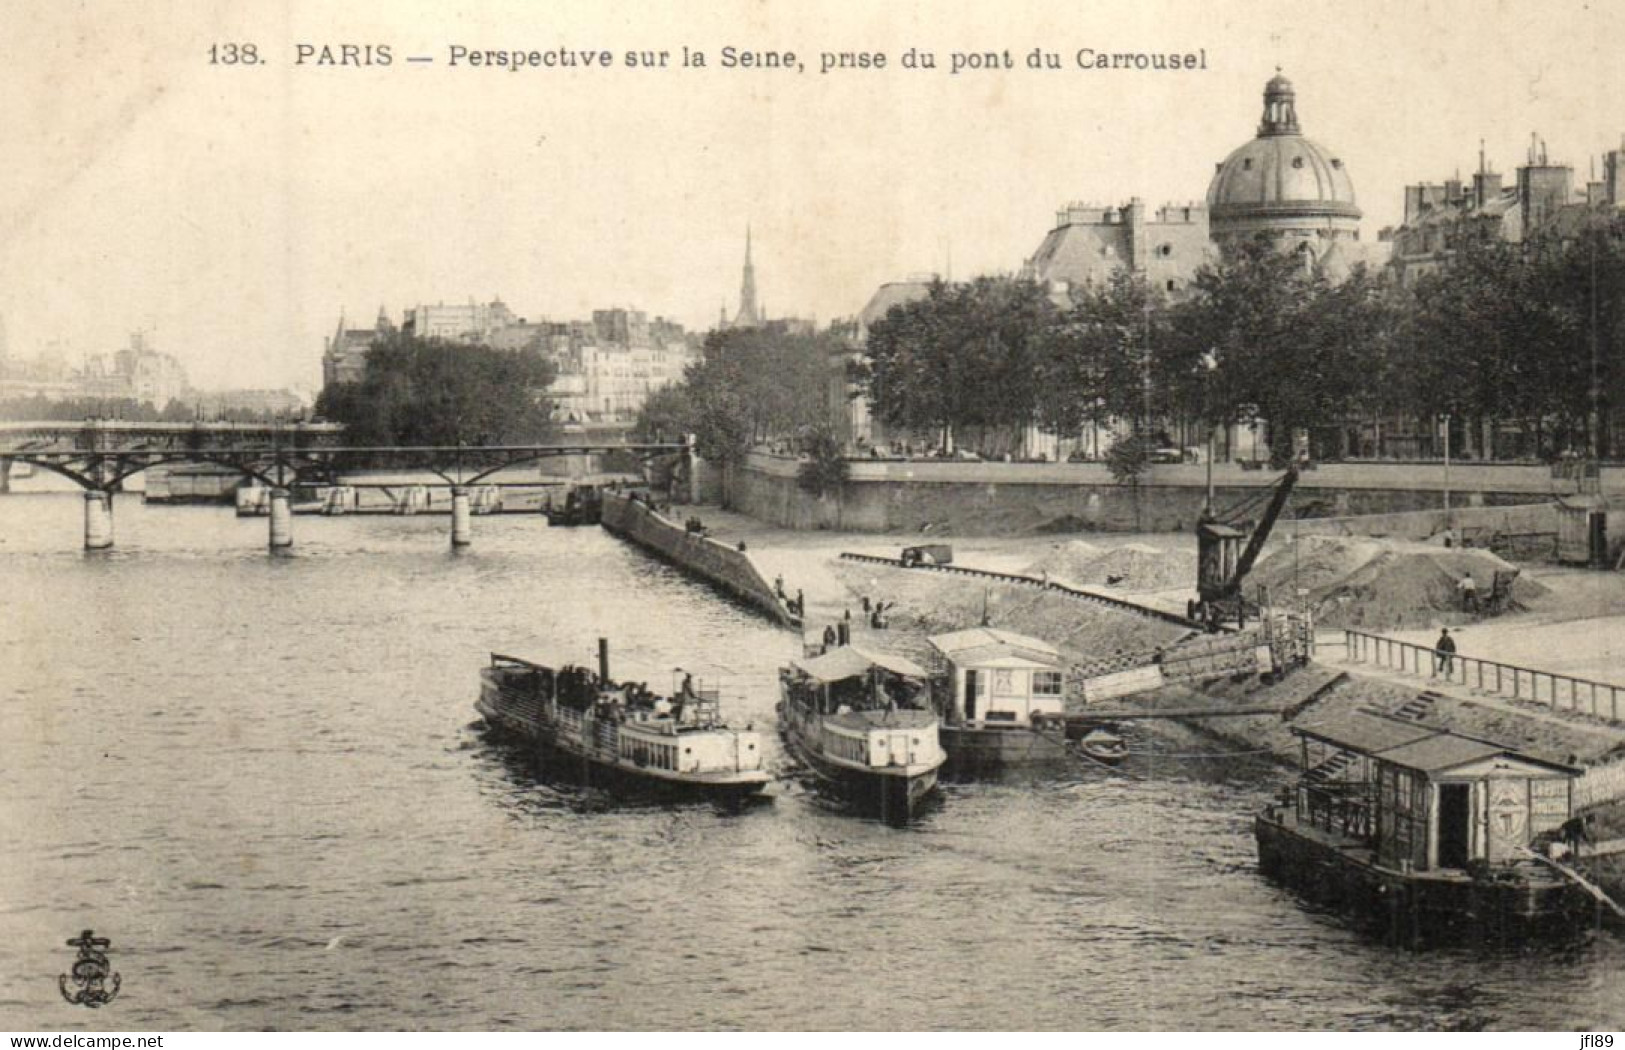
[
  {"left": 778, "top": 645, "right": 946, "bottom": 822},
  {"left": 1257, "top": 706, "right": 1592, "bottom": 941},
  {"left": 477, "top": 640, "right": 770, "bottom": 802},
  {"left": 926, "top": 628, "right": 1071, "bottom": 771}
]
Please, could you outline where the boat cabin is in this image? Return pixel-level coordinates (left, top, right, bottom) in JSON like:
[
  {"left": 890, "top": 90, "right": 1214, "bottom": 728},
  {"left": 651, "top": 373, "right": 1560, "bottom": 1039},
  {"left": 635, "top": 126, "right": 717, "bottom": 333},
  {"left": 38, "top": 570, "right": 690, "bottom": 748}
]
[
  {"left": 780, "top": 645, "right": 942, "bottom": 774},
  {"left": 1288, "top": 708, "right": 1580, "bottom": 873},
  {"left": 784, "top": 645, "right": 932, "bottom": 714},
  {"left": 927, "top": 628, "right": 1064, "bottom": 726}
]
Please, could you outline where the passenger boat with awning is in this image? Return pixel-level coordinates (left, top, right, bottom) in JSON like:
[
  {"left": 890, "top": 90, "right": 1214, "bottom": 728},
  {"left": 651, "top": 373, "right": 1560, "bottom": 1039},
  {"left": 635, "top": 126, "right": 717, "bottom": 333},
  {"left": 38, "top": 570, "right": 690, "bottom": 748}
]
[{"left": 777, "top": 644, "right": 946, "bottom": 822}]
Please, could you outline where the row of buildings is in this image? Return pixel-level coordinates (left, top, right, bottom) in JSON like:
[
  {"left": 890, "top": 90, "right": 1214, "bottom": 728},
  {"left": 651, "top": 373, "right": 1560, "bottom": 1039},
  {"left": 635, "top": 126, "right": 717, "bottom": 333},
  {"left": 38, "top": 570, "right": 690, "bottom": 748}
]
[
  {"left": 319, "top": 71, "right": 1625, "bottom": 452},
  {"left": 839, "top": 71, "right": 1625, "bottom": 461},
  {"left": 320, "top": 225, "right": 817, "bottom": 425},
  {"left": 322, "top": 300, "right": 702, "bottom": 424},
  {"left": 0, "top": 330, "right": 192, "bottom": 406},
  {"left": 0, "top": 328, "right": 310, "bottom": 418}
]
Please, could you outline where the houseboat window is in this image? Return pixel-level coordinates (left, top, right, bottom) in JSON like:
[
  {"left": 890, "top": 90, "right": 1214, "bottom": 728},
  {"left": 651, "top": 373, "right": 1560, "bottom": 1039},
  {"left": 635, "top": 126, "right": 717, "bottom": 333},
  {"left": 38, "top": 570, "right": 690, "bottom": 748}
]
[
  {"left": 986, "top": 711, "right": 1017, "bottom": 722},
  {"left": 1033, "top": 672, "right": 1063, "bottom": 695}
]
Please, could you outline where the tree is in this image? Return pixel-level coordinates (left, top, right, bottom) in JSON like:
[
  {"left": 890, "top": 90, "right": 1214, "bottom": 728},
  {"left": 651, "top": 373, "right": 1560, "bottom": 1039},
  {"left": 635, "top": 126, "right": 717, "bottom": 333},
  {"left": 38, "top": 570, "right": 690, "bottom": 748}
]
[
  {"left": 1170, "top": 237, "right": 1389, "bottom": 464},
  {"left": 634, "top": 325, "right": 843, "bottom": 465},
  {"left": 861, "top": 276, "right": 1056, "bottom": 453},
  {"left": 796, "top": 425, "right": 850, "bottom": 498},
  {"left": 1104, "top": 432, "right": 1151, "bottom": 485},
  {"left": 1034, "top": 270, "right": 1187, "bottom": 441},
  {"left": 314, "top": 332, "right": 557, "bottom": 446}
]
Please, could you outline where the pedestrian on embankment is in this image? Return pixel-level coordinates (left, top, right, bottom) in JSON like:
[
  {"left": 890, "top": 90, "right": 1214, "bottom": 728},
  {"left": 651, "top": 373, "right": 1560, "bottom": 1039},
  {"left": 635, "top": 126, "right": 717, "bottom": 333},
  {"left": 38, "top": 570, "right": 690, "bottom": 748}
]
[{"left": 1434, "top": 627, "right": 1457, "bottom": 676}]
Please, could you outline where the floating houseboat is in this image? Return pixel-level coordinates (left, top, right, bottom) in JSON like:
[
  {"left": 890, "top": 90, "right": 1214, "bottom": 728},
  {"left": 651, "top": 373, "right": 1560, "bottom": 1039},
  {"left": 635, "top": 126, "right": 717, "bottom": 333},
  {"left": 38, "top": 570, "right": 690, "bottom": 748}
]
[
  {"left": 778, "top": 645, "right": 946, "bottom": 822},
  {"left": 926, "top": 628, "right": 1070, "bottom": 770},
  {"left": 925, "top": 628, "right": 1129, "bottom": 770},
  {"left": 477, "top": 641, "right": 770, "bottom": 802},
  {"left": 1256, "top": 707, "right": 1591, "bottom": 940}
]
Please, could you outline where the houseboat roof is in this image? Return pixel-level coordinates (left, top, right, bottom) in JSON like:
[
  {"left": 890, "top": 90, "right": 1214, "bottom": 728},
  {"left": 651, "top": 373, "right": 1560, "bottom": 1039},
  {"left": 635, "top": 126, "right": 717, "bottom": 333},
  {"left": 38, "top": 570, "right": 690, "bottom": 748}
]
[
  {"left": 928, "top": 628, "right": 1061, "bottom": 667},
  {"left": 792, "top": 645, "right": 929, "bottom": 683},
  {"left": 1292, "top": 708, "right": 1581, "bottom": 777}
]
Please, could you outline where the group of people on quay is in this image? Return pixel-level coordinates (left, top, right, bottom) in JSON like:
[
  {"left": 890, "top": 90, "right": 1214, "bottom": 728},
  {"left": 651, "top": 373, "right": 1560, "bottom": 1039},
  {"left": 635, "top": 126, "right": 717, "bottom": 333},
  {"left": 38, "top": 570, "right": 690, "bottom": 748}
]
[{"left": 773, "top": 574, "right": 806, "bottom": 618}]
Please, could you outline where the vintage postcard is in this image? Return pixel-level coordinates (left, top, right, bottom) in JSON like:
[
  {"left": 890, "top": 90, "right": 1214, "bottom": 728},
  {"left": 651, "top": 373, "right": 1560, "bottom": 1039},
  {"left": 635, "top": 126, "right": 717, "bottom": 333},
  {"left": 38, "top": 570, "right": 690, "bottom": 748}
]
[{"left": 3, "top": 0, "right": 1624, "bottom": 1035}]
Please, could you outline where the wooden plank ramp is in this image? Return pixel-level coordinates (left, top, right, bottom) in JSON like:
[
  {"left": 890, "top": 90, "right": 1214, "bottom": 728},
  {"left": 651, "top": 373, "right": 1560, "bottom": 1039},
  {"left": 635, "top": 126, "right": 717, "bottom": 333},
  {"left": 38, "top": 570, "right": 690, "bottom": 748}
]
[{"left": 1520, "top": 848, "right": 1625, "bottom": 919}]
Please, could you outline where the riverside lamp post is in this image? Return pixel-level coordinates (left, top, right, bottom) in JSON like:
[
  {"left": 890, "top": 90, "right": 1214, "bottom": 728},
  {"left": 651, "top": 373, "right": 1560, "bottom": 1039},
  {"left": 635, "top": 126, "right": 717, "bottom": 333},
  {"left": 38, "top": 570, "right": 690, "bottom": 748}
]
[
  {"left": 1202, "top": 351, "right": 1219, "bottom": 516},
  {"left": 1440, "top": 412, "right": 1452, "bottom": 525}
]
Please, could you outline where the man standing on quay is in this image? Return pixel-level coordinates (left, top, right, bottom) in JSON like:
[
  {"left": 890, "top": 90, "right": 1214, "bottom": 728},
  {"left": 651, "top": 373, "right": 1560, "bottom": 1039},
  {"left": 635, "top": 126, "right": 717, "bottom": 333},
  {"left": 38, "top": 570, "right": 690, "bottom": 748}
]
[{"left": 1434, "top": 627, "right": 1457, "bottom": 677}]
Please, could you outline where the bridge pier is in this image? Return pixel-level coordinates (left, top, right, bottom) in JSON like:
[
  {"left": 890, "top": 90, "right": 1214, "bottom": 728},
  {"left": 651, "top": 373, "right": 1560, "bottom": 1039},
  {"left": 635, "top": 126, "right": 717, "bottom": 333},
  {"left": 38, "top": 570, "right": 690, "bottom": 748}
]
[
  {"left": 450, "top": 486, "right": 472, "bottom": 547},
  {"left": 268, "top": 487, "right": 293, "bottom": 551},
  {"left": 83, "top": 490, "right": 114, "bottom": 550}
]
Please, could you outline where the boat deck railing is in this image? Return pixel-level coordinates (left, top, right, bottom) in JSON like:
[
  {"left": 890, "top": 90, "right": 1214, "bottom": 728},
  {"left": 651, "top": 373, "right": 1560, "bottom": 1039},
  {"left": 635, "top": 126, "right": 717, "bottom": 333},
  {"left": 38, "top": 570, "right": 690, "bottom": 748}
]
[{"left": 1341, "top": 628, "right": 1625, "bottom": 726}]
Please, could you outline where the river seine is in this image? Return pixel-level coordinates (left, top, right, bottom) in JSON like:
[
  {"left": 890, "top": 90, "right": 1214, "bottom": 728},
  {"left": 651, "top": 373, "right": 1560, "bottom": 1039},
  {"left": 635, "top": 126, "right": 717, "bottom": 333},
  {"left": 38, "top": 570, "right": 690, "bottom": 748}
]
[{"left": 1, "top": 494, "right": 1621, "bottom": 1031}]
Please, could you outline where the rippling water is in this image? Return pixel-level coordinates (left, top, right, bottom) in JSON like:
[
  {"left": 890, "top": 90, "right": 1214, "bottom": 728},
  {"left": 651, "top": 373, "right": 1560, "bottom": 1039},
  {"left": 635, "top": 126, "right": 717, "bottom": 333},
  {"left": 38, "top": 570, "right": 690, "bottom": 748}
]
[{"left": 1, "top": 494, "right": 1621, "bottom": 1031}]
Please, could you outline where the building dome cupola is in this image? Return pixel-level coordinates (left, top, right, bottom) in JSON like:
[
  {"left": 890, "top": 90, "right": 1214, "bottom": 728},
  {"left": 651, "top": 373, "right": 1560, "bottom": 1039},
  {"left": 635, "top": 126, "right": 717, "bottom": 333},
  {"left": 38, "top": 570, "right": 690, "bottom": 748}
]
[
  {"left": 1258, "top": 69, "right": 1300, "bottom": 136},
  {"left": 1205, "top": 71, "right": 1361, "bottom": 250}
]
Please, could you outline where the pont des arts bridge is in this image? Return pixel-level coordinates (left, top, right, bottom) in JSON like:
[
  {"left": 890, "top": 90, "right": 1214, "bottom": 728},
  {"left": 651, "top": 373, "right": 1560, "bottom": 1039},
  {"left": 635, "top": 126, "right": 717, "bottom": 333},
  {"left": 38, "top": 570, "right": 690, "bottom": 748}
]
[
  {"left": 0, "top": 420, "right": 693, "bottom": 551},
  {"left": 722, "top": 451, "right": 1617, "bottom": 537}
]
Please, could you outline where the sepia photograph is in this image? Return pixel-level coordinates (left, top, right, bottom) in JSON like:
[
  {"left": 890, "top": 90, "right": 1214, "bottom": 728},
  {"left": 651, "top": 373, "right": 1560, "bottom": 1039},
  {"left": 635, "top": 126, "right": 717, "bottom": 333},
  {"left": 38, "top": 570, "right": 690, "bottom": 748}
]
[{"left": 3, "top": 0, "right": 1625, "bottom": 1035}]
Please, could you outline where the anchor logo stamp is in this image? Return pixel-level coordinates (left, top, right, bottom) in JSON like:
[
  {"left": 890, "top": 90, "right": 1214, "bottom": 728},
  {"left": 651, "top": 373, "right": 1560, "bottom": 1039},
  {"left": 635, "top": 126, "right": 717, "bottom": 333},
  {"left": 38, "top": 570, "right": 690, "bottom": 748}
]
[{"left": 59, "top": 930, "right": 121, "bottom": 1008}]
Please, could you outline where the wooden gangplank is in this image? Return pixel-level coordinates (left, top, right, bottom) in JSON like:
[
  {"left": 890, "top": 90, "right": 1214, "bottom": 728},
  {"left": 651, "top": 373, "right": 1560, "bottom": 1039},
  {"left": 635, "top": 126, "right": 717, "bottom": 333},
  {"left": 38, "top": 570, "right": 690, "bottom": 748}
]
[
  {"left": 1050, "top": 705, "right": 1289, "bottom": 724},
  {"left": 1520, "top": 848, "right": 1625, "bottom": 919}
]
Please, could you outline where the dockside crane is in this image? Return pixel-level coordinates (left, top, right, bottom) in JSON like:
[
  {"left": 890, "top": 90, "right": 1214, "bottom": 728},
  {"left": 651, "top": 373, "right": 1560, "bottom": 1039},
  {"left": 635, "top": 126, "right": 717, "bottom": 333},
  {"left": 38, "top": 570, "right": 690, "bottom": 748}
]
[{"left": 1189, "top": 465, "right": 1299, "bottom": 629}]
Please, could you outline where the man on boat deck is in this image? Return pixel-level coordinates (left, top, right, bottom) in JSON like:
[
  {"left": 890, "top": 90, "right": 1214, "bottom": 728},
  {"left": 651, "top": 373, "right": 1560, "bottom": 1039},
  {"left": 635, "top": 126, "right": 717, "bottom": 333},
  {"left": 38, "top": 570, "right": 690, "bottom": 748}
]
[{"left": 1434, "top": 627, "right": 1457, "bottom": 676}]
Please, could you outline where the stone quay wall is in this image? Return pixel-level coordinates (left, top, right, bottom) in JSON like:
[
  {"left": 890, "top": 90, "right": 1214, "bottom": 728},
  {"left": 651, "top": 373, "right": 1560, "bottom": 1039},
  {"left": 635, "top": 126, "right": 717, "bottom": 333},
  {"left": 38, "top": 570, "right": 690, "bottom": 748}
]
[
  {"left": 728, "top": 453, "right": 1579, "bottom": 536},
  {"left": 600, "top": 493, "right": 799, "bottom": 628}
]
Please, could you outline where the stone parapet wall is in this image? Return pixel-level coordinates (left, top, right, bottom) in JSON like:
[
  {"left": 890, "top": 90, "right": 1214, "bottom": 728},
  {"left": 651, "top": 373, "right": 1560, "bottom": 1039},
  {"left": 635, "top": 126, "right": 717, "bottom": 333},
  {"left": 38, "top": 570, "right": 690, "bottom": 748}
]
[
  {"left": 730, "top": 453, "right": 1567, "bottom": 535},
  {"left": 1293, "top": 502, "right": 1560, "bottom": 542},
  {"left": 600, "top": 493, "right": 798, "bottom": 628}
]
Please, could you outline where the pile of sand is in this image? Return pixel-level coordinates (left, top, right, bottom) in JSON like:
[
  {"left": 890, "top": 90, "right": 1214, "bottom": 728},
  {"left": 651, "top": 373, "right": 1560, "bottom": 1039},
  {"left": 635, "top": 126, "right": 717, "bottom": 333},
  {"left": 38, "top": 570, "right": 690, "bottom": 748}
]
[
  {"left": 1252, "top": 536, "right": 1550, "bottom": 629},
  {"left": 828, "top": 560, "right": 1191, "bottom": 665},
  {"left": 1028, "top": 541, "right": 1196, "bottom": 593},
  {"left": 1026, "top": 540, "right": 1102, "bottom": 581}
]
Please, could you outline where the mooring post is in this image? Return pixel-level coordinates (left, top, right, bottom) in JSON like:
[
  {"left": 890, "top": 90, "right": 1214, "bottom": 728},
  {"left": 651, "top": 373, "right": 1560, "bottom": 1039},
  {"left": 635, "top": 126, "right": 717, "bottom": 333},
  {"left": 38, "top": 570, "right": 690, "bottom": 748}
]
[
  {"left": 450, "top": 485, "right": 472, "bottom": 547},
  {"left": 268, "top": 487, "right": 293, "bottom": 551},
  {"left": 82, "top": 490, "right": 114, "bottom": 550},
  {"left": 0, "top": 457, "right": 11, "bottom": 495}
]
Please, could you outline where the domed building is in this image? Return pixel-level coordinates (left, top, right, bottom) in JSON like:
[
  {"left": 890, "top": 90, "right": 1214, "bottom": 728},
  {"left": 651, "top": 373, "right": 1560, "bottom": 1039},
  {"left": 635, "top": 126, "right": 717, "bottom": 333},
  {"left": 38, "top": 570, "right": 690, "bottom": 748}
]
[{"left": 1207, "top": 72, "right": 1362, "bottom": 270}]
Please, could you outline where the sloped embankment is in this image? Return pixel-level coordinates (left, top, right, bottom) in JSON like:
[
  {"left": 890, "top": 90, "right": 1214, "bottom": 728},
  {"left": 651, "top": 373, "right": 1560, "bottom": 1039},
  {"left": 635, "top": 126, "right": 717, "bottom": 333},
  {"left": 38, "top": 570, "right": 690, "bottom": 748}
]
[{"left": 1251, "top": 536, "right": 1549, "bottom": 629}]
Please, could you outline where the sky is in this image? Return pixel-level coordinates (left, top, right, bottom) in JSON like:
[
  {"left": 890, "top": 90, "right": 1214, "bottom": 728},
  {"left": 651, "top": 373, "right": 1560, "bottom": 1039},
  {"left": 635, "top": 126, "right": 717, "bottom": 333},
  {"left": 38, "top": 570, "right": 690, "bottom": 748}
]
[{"left": 3, "top": 0, "right": 1625, "bottom": 391}]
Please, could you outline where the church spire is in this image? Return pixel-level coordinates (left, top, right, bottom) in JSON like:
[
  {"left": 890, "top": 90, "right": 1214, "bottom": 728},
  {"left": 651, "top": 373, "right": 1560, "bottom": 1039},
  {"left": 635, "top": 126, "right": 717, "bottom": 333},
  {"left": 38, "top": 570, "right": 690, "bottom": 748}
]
[{"left": 734, "top": 224, "right": 761, "bottom": 328}]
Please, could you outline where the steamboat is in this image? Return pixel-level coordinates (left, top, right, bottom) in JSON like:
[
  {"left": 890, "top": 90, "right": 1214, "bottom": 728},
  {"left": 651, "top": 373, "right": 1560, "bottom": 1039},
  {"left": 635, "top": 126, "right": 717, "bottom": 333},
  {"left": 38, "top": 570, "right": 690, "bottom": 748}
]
[
  {"left": 477, "top": 639, "right": 770, "bottom": 801},
  {"left": 777, "top": 644, "right": 946, "bottom": 822}
]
